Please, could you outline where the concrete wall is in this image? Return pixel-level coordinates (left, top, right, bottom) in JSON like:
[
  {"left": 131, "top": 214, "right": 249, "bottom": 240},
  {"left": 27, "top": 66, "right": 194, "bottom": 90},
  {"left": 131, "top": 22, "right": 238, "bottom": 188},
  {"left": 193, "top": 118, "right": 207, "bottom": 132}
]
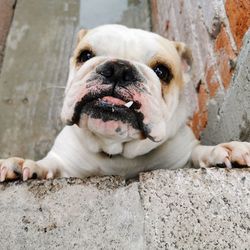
[
  {"left": 0, "top": 0, "right": 16, "bottom": 72},
  {"left": 151, "top": 0, "right": 250, "bottom": 142},
  {"left": 0, "top": 0, "right": 79, "bottom": 159},
  {"left": 1, "top": 168, "right": 249, "bottom": 249}
]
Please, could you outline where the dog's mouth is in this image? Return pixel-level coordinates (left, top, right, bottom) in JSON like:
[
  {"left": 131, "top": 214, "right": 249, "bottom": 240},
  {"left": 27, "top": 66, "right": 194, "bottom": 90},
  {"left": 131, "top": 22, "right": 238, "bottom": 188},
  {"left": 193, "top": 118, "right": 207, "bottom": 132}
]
[{"left": 68, "top": 91, "right": 154, "bottom": 140}]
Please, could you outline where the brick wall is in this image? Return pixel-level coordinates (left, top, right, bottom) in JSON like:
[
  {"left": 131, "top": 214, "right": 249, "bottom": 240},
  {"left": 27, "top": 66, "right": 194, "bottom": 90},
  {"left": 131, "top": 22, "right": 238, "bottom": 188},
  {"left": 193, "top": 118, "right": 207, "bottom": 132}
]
[
  {"left": 0, "top": 0, "right": 16, "bottom": 72},
  {"left": 151, "top": 0, "right": 250, "bottom": 139}
]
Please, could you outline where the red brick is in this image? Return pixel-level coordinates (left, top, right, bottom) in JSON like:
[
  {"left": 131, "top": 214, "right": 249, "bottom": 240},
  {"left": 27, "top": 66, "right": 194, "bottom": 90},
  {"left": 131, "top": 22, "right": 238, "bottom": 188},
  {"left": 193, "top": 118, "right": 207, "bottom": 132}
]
[
  {"left": 191, "top": 110, "right": 208, "bottom": 139},
  {"left": 215, "top": 26, "right": 236, "bottom": 89},
  {"left": 205, "top": 65, "right": 220, "bottom": 98},
  {"left": 215, "top": 26, "right": 235, "bottom": 57},
  {"left": 191, "top": 82, "right": 209, "bottom": 139},
  {"left": 197, "top": 84, "right": 208, "bottom": 112},
  {"left": 191, "top": 111, "right": 200, "bottom": 139},
  {"left": 225, "top": 0, "right": 250, "bottom": 50}
]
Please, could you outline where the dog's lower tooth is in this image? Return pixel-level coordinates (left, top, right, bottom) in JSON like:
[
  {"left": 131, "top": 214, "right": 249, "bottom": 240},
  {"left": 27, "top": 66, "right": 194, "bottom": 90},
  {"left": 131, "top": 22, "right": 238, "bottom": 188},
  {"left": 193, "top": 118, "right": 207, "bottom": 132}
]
[{"left": 124, "top": 101, "right": 133, "bottom": 108}]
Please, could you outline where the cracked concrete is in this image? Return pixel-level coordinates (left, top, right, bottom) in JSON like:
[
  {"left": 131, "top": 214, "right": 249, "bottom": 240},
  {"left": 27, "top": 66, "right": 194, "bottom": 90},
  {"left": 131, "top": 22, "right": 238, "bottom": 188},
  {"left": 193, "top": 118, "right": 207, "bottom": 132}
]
[
  {"left": 0, "top": 0, "right": 79, "bottom": 160},
  {"left": 0, "top": 168, "right": 249, "bottom": 249}
]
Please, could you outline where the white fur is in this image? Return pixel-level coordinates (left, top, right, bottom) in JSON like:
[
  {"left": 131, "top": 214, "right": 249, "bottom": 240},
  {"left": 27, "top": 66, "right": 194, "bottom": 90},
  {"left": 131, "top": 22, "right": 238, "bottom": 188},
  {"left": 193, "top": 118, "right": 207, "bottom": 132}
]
[{"left": 0, "top": 25, "right": 249, "bottom": 181}]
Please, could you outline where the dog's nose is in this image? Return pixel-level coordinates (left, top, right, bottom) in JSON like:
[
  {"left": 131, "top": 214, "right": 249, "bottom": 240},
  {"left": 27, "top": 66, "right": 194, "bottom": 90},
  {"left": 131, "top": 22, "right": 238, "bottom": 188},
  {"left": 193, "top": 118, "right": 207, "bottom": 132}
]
[{"left": 96, "top": 60, "right": 138, "bottom": 85}]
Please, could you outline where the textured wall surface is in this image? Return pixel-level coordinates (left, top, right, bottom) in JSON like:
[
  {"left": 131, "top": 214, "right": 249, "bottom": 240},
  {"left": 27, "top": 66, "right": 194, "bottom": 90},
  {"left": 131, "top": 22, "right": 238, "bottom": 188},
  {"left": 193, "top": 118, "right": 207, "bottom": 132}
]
[
  {"left": 0, "top": 0, "right": 16, "bottom": 72},
  {"left": 151, "top": 0, "right": 250, "bottom": 140},
  {"left": 0, "top": 0, "right": 79, "bottom": 159},
  {"left": 0, "top": 168, "right": 249, "bottom": 249},
  {"left": 202, "top": 31, "right": 250, "bottom": 144}
]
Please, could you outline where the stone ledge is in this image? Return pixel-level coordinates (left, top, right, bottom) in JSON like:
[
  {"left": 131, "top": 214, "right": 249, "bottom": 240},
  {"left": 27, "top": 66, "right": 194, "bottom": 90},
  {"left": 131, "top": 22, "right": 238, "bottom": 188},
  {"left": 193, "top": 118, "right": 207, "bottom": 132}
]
[{"left": 0, "top": 168, "right": 249, "bottom": 249}]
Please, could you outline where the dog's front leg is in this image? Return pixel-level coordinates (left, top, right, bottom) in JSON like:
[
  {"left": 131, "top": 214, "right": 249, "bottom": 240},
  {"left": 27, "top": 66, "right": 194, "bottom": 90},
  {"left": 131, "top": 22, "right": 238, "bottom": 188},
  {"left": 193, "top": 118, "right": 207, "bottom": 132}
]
[
  {"left": 191, "top": 141, "right": 250, "bottom": 168},
  {"left": 0, "top": 152, "right": 62, "bottom": 182}
]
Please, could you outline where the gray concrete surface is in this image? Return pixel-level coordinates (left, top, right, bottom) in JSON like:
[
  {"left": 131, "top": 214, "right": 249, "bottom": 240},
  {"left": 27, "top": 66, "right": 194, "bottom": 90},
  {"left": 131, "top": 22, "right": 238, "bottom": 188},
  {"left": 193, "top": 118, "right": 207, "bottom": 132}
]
[
  {"left": 0, "top": 168, "right": 249, "bottom": 249},
  {"left": 0, "top": 177, "right": 144, "bottom": 249},
  {"left": 0, "top": 0, "right": 16, "bottom": 72},
  {"left": 141, "top": 169, "right": 250, "bottom": 249},
  {"left": 0, "top": 0, "right": 79, "bottom": 159},
  {"left": 201, "top": 30, "right": 250, "bottom": 144}
]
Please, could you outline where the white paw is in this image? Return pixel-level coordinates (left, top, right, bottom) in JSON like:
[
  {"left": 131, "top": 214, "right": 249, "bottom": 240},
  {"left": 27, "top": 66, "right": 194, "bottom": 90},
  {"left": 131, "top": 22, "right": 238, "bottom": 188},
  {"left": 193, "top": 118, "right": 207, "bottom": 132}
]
[
  {"left": 0, "top": 157, "right": 53, "bottom": 182},
  {"left": 201, "top": 141, "right": 250, "bottom": 168}
]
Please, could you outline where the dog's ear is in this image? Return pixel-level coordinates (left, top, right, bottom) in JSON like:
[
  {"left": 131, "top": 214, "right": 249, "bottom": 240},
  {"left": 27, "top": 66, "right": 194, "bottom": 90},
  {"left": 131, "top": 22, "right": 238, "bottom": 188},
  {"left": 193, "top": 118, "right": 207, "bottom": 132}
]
[
  {"left": 174, "top": 42, "right": 193, "bottom": 73},
  {"left": 77, "top": 29, "right": 88, "bottom": 44}
]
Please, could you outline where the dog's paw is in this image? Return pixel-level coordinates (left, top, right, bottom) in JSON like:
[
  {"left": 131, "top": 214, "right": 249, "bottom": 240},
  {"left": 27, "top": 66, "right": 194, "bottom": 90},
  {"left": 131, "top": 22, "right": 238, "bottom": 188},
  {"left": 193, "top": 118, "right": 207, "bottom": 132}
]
[
  {"left": 201, "top": 141, "right": 250, "bottom": 168},
  {"left": 0, "top": 157, "right": 53, "bottom": 182}
]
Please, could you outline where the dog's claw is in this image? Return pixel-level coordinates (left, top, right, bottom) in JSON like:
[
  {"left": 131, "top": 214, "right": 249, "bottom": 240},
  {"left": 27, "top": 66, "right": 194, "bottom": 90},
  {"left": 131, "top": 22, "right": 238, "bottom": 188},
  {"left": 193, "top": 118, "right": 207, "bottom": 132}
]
[
  {"left": 0, "top": 158, "right": 47, "bottom": 182},
  {"left": 46, "top": 170, "right": 54, "bottom": 179},
  {"left": 244, "top": 154, "right": 250, "bottom": 167},
  {"left": 0, "top": 167, "right": 7, "bottom": 182},
  {"left": 224, "top": 158, "right": 232, "bottom": 169},
  {"left": 22, "top": 168, "right": 30, "bottom": 181},
  {"left": 195, "top": 141, "right": 250, "bottom": 169}
]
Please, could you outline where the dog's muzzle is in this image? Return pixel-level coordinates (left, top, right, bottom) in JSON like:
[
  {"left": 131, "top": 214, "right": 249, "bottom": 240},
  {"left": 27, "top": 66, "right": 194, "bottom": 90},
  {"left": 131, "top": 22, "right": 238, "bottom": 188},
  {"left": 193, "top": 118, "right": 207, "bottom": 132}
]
[{"left": 65, "top": 59, "right": 158, "bottom": 140}]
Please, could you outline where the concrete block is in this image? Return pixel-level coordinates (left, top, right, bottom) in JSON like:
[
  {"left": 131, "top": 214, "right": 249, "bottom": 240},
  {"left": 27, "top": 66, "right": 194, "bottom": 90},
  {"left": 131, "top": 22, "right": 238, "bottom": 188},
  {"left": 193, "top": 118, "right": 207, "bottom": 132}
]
[
  {"left": 0, "top": 177, "right": 144, "bottom": 249},
  {"left": 141, "top": 169, "right": 250, "bottom": 249},
  {"left": 0, "top": 168, "right": 249, "bottom": 249}
]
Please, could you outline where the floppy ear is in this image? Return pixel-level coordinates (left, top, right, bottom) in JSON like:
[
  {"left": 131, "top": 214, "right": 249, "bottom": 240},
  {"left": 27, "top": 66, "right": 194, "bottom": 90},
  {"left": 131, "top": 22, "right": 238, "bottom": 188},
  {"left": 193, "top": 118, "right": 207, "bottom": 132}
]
[
  {"left": 174, "top": 42, "right": 193, "bottom": 73},
  {"left": 77, "top": 29, "right": 88, "bottom": 44}
]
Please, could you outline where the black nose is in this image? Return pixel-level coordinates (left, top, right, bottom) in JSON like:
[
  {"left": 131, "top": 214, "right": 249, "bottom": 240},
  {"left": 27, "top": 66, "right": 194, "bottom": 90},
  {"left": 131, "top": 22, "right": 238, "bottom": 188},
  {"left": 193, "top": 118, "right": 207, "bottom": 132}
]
[{"left": 96, "top": 60, "right": 139, "bottom": 86}]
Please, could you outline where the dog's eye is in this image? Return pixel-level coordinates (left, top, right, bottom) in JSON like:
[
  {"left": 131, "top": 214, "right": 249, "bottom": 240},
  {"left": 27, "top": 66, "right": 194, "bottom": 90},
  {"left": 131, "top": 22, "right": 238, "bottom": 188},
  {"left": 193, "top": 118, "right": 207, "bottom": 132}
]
[
  {"left": 77, "top": 50, "right": 95, "bottom": 64},
  {"left": 152, "top": 64, "right": 173, "bottom": 84}
]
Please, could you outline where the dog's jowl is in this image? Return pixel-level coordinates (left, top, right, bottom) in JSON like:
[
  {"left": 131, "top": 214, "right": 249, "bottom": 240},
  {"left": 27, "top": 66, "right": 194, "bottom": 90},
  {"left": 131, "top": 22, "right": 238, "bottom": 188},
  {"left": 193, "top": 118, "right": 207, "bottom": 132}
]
[{"left": 0, "top": 25, "right": 250, "bottom": 181}]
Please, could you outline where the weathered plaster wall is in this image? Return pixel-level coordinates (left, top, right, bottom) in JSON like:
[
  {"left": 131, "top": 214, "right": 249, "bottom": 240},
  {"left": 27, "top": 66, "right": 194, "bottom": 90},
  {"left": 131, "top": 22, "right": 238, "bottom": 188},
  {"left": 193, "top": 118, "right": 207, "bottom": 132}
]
[
  {"left": 0, "top": 0, "right": 79, "bottom": 159},
  {"left": 0, "top": 168, "right": 249, "bottom": 249},
  {"left": 0, "top": 0, "right": 16, "bottom": 72},
  {"left": 151, "top": 0, "right": 250, "bottom": 141}
]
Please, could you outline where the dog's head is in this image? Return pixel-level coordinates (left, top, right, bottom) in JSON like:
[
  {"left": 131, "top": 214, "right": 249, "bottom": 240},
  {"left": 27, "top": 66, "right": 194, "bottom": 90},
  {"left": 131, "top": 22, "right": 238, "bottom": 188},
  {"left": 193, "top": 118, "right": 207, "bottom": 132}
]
[{"left": 61, "top": 25, "right": 192, "bottom": 157}]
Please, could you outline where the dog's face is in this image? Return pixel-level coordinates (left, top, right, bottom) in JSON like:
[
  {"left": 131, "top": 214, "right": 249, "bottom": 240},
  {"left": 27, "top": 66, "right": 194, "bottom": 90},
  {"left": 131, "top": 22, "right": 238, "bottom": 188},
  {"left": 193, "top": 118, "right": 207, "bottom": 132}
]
[{"left": 61, "top": 25, "right": 192, "bottom": 157}]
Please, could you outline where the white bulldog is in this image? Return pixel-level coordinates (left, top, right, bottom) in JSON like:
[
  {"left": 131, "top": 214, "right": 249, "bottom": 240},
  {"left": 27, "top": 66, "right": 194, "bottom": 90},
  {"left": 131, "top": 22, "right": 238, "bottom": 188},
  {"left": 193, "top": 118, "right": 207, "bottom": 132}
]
[{"left": 1, "top": 24, "right": 250, "bottom": 181}]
